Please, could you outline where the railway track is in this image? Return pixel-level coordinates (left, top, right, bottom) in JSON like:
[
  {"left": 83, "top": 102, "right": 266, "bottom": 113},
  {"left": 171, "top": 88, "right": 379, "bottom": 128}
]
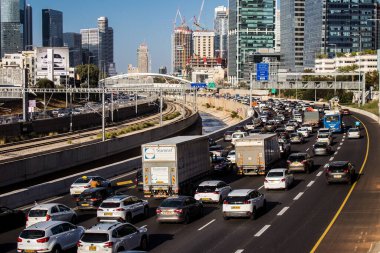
[{"left": 0, "top": 101, "right": 190, "bottom": 156}]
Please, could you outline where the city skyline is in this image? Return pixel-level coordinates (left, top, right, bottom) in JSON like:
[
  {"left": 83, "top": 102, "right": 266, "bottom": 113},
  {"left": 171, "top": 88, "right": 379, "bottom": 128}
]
[{"left": 28, "top": 0, "right": 228, "bottom": 73}]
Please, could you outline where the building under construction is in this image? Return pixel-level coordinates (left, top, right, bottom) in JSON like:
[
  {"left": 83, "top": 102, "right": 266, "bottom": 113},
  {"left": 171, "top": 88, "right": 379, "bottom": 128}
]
[{"left": 171, "top": 24, "right": 193, "bottom": 77}]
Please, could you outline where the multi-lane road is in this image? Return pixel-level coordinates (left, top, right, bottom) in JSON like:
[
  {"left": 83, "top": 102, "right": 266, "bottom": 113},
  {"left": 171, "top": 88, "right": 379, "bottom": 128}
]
[{"left": 1, "top": 110, "right": 377, "bottom": 253}]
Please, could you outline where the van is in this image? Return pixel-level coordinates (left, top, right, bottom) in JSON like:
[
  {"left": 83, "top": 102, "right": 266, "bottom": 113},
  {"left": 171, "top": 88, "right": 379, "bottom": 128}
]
[{"left": 231, "top": 131, "right": 248, "bottom": 145}]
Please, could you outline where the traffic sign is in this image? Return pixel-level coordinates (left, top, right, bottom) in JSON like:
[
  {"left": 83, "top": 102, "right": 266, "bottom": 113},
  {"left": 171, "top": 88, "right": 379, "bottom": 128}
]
[
  {"left": 271, "top": 88, "right": 276, "bottom": 94},
  {"left": 208, "top": 82, "right": 216, "bottom": 89},
  {"left": 256, "top": 63, "right": 269, "bottom": 81},
  {"left": 191, "top": 83, "right": 207, "bottom": 88}
]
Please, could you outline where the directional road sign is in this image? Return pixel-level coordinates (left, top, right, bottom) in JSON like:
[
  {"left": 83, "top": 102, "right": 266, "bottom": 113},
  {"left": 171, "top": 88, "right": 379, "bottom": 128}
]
[{"left": 256, "top": 63, "right": 269, "bottom": 81}]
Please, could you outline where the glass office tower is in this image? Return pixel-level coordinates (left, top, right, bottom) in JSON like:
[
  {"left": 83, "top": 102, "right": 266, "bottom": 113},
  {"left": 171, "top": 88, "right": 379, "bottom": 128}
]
[{"left": 42, "top": 9, "right": 63, "bottom": 47}]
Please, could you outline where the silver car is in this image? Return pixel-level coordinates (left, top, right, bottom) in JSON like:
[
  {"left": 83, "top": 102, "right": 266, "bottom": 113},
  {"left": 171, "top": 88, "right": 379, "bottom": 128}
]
[
  {"left": 347, "top": 128, "right": 361, "bottom": 139},
  {"left": 313, "top": 142, "right": 333, "bottom": 156},
  {"left": 156, "top": 196, "right": 203, "bottom": 224}
]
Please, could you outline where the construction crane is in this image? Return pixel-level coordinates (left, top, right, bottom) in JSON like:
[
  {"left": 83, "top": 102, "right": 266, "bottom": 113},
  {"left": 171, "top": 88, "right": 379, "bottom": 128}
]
[
  {"left": 193, "top": 0, "right": 206, "bottom": 31},
  {"left": 173, "top": 9, "right": 185, "bottom": 30}
]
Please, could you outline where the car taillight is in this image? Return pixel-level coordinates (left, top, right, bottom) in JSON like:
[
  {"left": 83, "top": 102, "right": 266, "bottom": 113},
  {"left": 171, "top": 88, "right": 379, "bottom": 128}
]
[
  {"left": 46, "top": 215, "right": 51, "bottom": 221},
  {"left": 90, "top": 198, "right": 99, "bottom": 201},
  {"left": 156, "top": 209, "right": 162, "bottom": 214},
  {"left": 115, "top": 208, "right": 125, "bottom": 211},
  {"left": 301, "top": 160, "right": 307, "bottom": 164},
  {"left": 25, "top": 214, "right": 28, "bottom": 221},
  {"left": 214, "top": 191, "right": 220, "bottom": 194},
  {"left": 36, "top": 237, "right": 50, "bottom": 243},
  {"left": 77, "top": 241, "right": 82, "bottom": 247},
  {"left": 244, "top": 200, "right": 251, "bottom": 204},
  {"left": 287, "top": 160, "right": 291, "bottom": 164},
  {"left": 17, "top": 237, "right": 22, "bottom": 242},
  {"left": 174, "top": 209, "right": 183, "bottom": 214},
  {"left": 104, "top": 242, "right": 113, "bottom": 248},
  {"left": 344, "top": 169, "right": 349, "bottom": 173},
  {"left": 97, "top": 208, "right": 104, "bottom": 212},
  {"left": 281, "top": 178, "right": 286, "bottom": 182},
  {"left": 223, "top": 200, "right": 229, "bottom": 204}
]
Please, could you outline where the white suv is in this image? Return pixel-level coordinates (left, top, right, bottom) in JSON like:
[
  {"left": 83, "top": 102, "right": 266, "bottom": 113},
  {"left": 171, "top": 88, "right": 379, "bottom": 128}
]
[
  {"left": 223, "top": 189, "right": 266, "bottom": 220},
  {"left": 77, "top": 222, "right": 148, "bottom": 253},
  {"left": 194, "top": 180, "right": 232, "bottom": 204},
  {"left": 97, "top": 195, "right": 149, "bottom": 223},
  {"left": 26, "top": 204, "right": 77, "bottom": 227},
  {"left": 17, "top": 221, "right": 84, "bottom": 253}
]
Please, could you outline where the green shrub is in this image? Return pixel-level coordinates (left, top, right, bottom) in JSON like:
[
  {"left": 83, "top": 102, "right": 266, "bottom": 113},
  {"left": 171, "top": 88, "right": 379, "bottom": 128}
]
[{"left": 231, "top": 111, "right": 239, "bottom": 118}]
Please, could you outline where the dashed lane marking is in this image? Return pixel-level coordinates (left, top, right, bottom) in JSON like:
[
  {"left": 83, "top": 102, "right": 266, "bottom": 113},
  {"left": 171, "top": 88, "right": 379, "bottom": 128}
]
[
  {"left": 235, "top": 250, "right": 244, "bottom": 253},
  {"left": 198, "top": 219, "right": 216, "bottom": 231},
  {"left": 306, "top": 148, "right": 310, "bottom": 152},
  {"left": 254, "top": 225, "right": 271, "bottom": 237},
  {"left": 337, "top": 147, "right": 341, "bottom": 150},
  {"left": 334, "top": 152, "right": 338, "bottom": 155},
  {"left": 258, "top": 185, "right": 264, "bottom": 190},
  {"left": 317, "top": 171, "right": 323, "bottom": 177},
  {"left": 116, "top": 180, "right": 134, "bottom": 186},
  {"left": 329, "top": 157, "right": 334, "bottom": 162},
  {"left": 307, "top": 181, "right": 315, "bottom": 187},
  {"left": 277, "top": 207, "right": 289, "bottom": 216},
  {"left": 340, "top": 143, "right": 343, "bottom": 146},
  {"left": 293, "top": 192, "right": 304, "bottom": 200}
]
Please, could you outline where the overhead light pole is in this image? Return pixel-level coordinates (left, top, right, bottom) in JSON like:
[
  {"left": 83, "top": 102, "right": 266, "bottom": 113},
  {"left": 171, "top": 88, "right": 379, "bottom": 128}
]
[
  {"left": 87, "top": 56, "right": 95, "bottom": 101},
  {"left": 328, "top": 43, "right": 337, "bottom": 95}
]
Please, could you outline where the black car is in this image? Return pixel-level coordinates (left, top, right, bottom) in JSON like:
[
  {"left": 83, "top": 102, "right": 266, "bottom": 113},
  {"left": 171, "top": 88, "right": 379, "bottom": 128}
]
[
  {"left": 211, "top": 156, "right": 232, "bottom": 173},
  {"left": 208, "top": 138, "right": 217, "bottom": 147},
  {"left": 0, "top": 206, "right": 25, "bottom": 232},
  {"left": 325, "top": 161, "right": 355, "bottom": 184},
  {"left": 135, "top": 168, "right": 143, "bottom": 191},
  {"left": 76, "top": 187, "right": 114, "bottom": 210}
]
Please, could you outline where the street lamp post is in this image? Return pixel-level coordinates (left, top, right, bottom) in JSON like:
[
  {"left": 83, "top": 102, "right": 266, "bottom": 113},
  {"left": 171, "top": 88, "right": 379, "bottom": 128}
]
[
  {"left": 328, "top": 43, "right": 337, "bottom": 95},
  {"left": 87, "top": 56, "right": 95, "bottom": 101}
]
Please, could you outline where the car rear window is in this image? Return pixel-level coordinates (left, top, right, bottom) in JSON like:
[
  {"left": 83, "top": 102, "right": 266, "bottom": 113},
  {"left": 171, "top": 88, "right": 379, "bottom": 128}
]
[
  {"left": 329, "top": 164, "right": 348, "bottom": 172},
  {"left": 314, "top": 143, "right": 327, "bottom": 148},
  {"left": 160, "top": 199, "right": 183, "bottom": 208},
  {"left": 232, "top": 133, "right": 244, "bottom": 138},
  {"left": 226, "top": 196, "right": 247, "bottom": 204},
  {"left": 267, "top": 172, "right": 284, "bottom": 177},
  {"left": 318, "top": 134, "right": 329, "bottom": 138},
  {"left": 74, "top": 177, "right": 92, "bottom": 184},
  {"left": 79, "top": 191, "right": 97, "bottom": 199},
  {"left": 289, "top": 155, "right": 306, "bottom": 162},
  {"left": 81, "top": 233, "right": 109, "bottom": 243},
  {"left": 20, "top": 230, "right": 45, "bottom": 239},
  {"left": 197, "top": 186, "right": 217, "bottom": 193},
  {"left": 209, "top": 146, "right": 222, "bottom": 151},
  {"left": 348, "top": 128, "right": 359, "bottom": 132},
  {"left": 28, "top": 210, "right": 48, "bottom": 217},
  {"left": 100, "top": 202, "right": 120, "bottom": 208}
]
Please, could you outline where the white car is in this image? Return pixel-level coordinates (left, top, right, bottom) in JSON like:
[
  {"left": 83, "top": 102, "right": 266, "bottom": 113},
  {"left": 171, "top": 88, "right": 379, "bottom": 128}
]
[
  {"left": 244, "top": 122, "right": 255, "bottom": 130},
  {"left": 297, "top": 127, "right": 310, "bottom": 138},
  {"left": 317, "top": 133, "right": 332, "bottom": 145},
  {"left": 97, "top": 195, "right": 149, "bottom": 223},
  {"left": 195, "top": 180, "right": 232, "bottom": 204},
  {"left": 227, "top": 150, "right": 236, "bottom": 164},
  {"left": 347, "top": 128, "right": 361, "bottom": 139},
  {"left": 264, "top": 169, "right": 294, "bottom": 190},
  {"left": 318, "top": 128, "right": 333, "bottom": 136},
  {"left": 17, "top": 221, "right": 84, "bottom": 253},
  {"left": 301, "top": 124, "right": 313, "bottom": 132},
  {"left": 26, "top": 203, "right": 77, "bottom": 227},
  {"left": 285, "top": 124, "right": 296, "bottom": 132},
  {"left": 70, "top": 176, "right": 111, "bottom": 196},
  {"left": 77, "top": 222, "right": 148, "bottom": 252},
  {"left": 293, "top": 114, "right": 303, "bottom": 123},
  {"left": 222, "top": 189, "right": 266, "bottom": 220},
  {"left": 231, "top": 131, "right": 248, "bottom": 145}
]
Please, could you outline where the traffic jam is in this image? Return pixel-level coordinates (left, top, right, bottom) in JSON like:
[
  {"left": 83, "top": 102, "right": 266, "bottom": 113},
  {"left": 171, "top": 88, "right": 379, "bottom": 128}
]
[{"left": 2, "top": 95, "right": 363, "bottom": 253}]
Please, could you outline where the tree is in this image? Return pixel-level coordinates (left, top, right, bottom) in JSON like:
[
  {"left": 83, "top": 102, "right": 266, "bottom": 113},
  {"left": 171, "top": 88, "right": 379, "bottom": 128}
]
[
  {"left": 365, "top": 70, "right": 379, "bottom": 89},
  {"left": 336, "top": 52, "right": 346, "bottom": 57},
  {"left": 337, "top": 64, "right": 359, "bottom": 73},
  {"left": 76, "top": 64, "right": 100, "bottom": 88},
  {"left": 36, "top": 78, "right": 54, "bottom": 88}
]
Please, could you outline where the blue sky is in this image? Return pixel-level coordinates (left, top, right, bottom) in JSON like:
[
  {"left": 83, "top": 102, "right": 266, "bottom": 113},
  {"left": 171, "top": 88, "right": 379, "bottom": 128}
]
[{"left": 28, "top": 0, "right": 228, "bottom": 73}]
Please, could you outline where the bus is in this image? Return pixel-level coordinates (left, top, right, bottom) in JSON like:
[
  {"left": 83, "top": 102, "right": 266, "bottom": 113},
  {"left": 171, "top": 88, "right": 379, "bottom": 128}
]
[{"left": 323, "top": 112, "right": 342, "bottom": 133}]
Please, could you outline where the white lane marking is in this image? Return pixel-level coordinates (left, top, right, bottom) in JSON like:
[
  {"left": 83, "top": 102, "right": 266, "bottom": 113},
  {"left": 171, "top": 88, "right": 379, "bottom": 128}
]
[
  {"left": 20, "top": 196, "right": 65, "bottom": 210},
  {"left": 141, "top": 225, "right": 147, "bottom": 228},
  {"left": 293, "top": 192, "right": 304, "bottom": 200},
  {"left": 307, "top": 181, "right": 315, "bottom": 187},
  {"left": 235, "top": 250, "right": 244, "bottom": 253},
  {"left": 340, "top": 143, "right": 343, "bottom": 146},
  {"left": 254, "top": 225, "right": 271, "bottom": 237},
  {"left": 306, "top": 148, "right": 310, "bottom": 152},
  {"left": 334, "top": 151, "right": 338, "bottom": 155},
  {"left": 258, "top": 185, "right": 264, "bottom": 190},
  {"left": 329, "top": 157, "right": 334, "bottom": 161},
  {"left": 337, "top": 147, "right": 341, "bottom": 150},
  {"left": 198, "top": 219, "right": 216, "bottom": 231},
  {"left": 277, "top": 207, "right": 289, "bottom": 216},
  {"left": 317, "top": 171, "right": 323, "bottom": 177}
]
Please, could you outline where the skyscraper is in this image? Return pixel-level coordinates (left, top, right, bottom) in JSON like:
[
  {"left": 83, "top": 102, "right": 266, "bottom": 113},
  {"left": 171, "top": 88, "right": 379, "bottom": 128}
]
[
  {"left": 80, "top": 28, "right": 99, "bottom": 65},
  {"left": 214, "top": 6, "right": 228, "bottom": 59},
  {"left": 193, "top": 31, "right": 215, "bottom": 58},
  {"left": 0, "top": 0, "right": 26, "bottom": 57},
  {"left": 25, "top": 4, "right": 32, "bottom": 49},
  {"left": 228, "top": 0, "right": 276, "bottom": 84},
  {"left": 63, "top": 32, "right": 82, "bottom": 67},
  {"left": 172, "top": 25, "right": 192, "bottom": 76},
  {"left": 275, "top": 9, "right": 281, "bottom": 53},
  {"left": 42, "top": 9, "right": 63, "bottom": 47},
  {"left": 137, "top": 43, "right": 149, "bottom": 73}
]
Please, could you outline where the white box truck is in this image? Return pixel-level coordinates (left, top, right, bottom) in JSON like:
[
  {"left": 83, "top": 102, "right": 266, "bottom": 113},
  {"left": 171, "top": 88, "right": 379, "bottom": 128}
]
[
  {"left": 304, "top": 111, "right": 320, "bottom": 127},
  {"left": 142, "top": 136, "right": 211, "bottom": 198},
  {"left": 235, "top": 134, "right": 281, "bottom": 176}
]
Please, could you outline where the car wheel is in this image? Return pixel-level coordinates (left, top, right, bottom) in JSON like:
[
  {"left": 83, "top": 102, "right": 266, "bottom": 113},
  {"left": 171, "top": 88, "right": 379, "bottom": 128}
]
[
  {"left": 144, "top": 206, "right": 149, "bottom": 218},
  {"left": 117, "top": 247, "right": 125, "bottom": 252},
  {"left": 219, "top": 196, "right": 223, "bottom": 204},
  {"left": 251, "top": 207, "right": 257, "bottom": 220},
  {"left": 71, "top": 215, "right": 77, "bottom": 224},
  {"left": 199, "top": 206, "right": 204, "bottom": 217},
  {"left": 51, "top": 246, "right": 62, "bottom": 253},
  {"left": 125, "top": 213, "right": 132, "bottom": 223},
  {"left": 184, "top": 214, "right": 191, "bottom": 224},
  {"left": 223, "top": 216, "right": 229, "bottom": 220},
  {"left": 140, "top": 236, "right": 148, "bottom": 251}
]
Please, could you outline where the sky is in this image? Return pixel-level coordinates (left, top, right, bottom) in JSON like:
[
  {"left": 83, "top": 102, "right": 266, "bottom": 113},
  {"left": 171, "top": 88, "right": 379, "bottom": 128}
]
[{"left": 28, "top": 0, "right": 228, "bottom": 74}]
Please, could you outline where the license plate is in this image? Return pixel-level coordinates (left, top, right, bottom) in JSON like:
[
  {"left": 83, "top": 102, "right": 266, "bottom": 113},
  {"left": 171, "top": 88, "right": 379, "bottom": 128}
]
[
  {"left": 231, "top": 206, "right": 240, "bottom": 209},
  {"left": 334, "top": 175, "right": 342, "bottom": 179},
  {"left": 89, "top": 245, "right": 97, "bottom": 251},
  {"left": 201, "top": 198, "right": 211, "bottom": 201},
  {"left": 24, "top": 250, "right": 36, "bottom": 253},
  {"left": 162, "top": 211, "right": 173, "bottom": 215},
  {"left": 104, "top": 212, "right": 112, "bottom": 216},
  {"left": 81, "top": 203, "right": 90, "bottom": 207},
  {"left": 294, "top": 162, "right": 300, "bottom": 165},
  {"left": 75, "top": 191, "right": 81, "bottom": 194}
]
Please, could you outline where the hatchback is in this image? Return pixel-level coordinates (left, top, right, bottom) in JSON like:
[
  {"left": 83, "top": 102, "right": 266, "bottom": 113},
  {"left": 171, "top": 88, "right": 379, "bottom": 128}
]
[
  {"left": 347, "top": 128, "right": 361, "bottom": 139},
  {"left": 313, "top": 142, "right": 333, "bottom": 156},
  {"left": 26, "top": 204, "right": 77, "bottom": 228},
  {"left": 287, "top": 153, "right": 314, "bottom": 173},
  {"left": 264, "top": 169, "right": 294, "bottom": 190},
  {"left": 290, "top": 132, "right": 304, "bottom": 144},
  {"left": 325, "top": 161, "right": 355, "bottom": 184},
  {"left": 194, "top": 181, "right": 232, "bottom": 204},
  {"left": 317, "top": 133, "right": 332, "bottom": 145},
  {"left": 156, "top": 196, "right": 203, "bottom": 224},
  {"left": 70, "top": 176, "right": 111, "bottom": 196}
]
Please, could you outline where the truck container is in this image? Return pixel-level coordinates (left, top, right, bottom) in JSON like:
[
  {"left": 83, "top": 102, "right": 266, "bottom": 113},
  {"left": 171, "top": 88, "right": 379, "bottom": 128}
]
[
  {"left": 304, "top": 111, "right": 320, "bottom": 127},
  {"left": 235, "top": 134, "right": 281, "bottom": 176},
  {"left": 142, "top": 136, "right": 211, "bottom": 198}
]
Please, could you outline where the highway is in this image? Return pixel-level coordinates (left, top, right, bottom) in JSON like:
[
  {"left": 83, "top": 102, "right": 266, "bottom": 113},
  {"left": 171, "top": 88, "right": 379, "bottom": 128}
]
[{"left": 0, "top": 111, "right": 375, "bottom": 253}]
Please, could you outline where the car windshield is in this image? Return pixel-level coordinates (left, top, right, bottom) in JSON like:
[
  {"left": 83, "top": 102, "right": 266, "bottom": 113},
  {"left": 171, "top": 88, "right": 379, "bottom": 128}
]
[
  {"left": 290, "top": 133, "right": 299, "bottom": 137},
  {"left": 20, "top": 230, "right": 45, "bottom": 239},
  {"left": 325, "top": 115, "right": 339, "bottom": 122},
  {"left": 209, "top": 146, "right": 222, "bottom": 151},
  {"left": 329, "top": 164, "right": 348, "bottom": 171},
  {"left": 267, "top": 172, "right": 284, "bottom": 177},
  {"left": 81, "top": 233, "right": 109, "bottom": 243},
  {"left": 314, "top": 143, "right": 327, "bottom": 148},
  {"left": 160, "top": 199, "right": 183, "bottom": 208},
  {"left": 28, "top": 209, "right": 48, "bottom": 217},
  {"left": 232, "top": 133, "right": 244, "bottom": 138},
  {"left": 74, "top": 177, "right": 93, "bottom": 184},
  {"left": 229, "top": 151, "right": 235, "bottom": 155},
  {"left": 289, "top": 155, "right": 306, "bottom": 162},
  {"left": 318, "top": 134, "right": 329, "bottom": 138},
  {"left": 100, "top": 202, "right": 120, "bottom": 208},
  {"left": 197, "top": 186, "right": 217, "bottom": 193},
  {"left": 348, "top": 128, "right": 359, "bottom": 132},
  {"left": 226, "top": 196, "right": 247, "bottom": 204}
]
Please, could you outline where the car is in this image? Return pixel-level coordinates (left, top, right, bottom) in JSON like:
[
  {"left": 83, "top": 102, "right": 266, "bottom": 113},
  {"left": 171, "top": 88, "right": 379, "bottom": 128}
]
[
  {"left": 194, "top": 181, "right": 232, "bottom": 204},
  {"left": 76, "top": 187, "right": 114, "bottom": 210},
  {"left": 287, "top": 153, "right": 314, "bottom": 173},
  {"left": 325, "top": 161, "right": 355, "bottom": 184},
  {"left": 313, "top": 142, "right": 333, "bottom": 156},
  {"left": 97, "top": 195, "right": 149, "bottom": 223},
  {"left": 211, "top": 156, "right": 231, "bottom": 173},
  {"left": 249, "top": 129, "right": 262, "bottom": 135},
  {"left": 26, "top": 204, "right": 77, "bottom": 228},
  {"left": 264, "top": 169, "right": 294, "bottom": 190},
  {"left": 208, "top": 138, "right": 217, "bottom": 147},
  {"left": 340, "top": 108, "right": 350, "bottom": 115},
  {"left": 285, "top": 124, "right": 296, "bottom": 132},
  {"left": 264, "top": 120, "right": 277, "bottom": 132},
  {"left": 134, "top": 169, "right": 143, "bottom": 191},
  {"left": 231, "top": 131, "right": 248, "bottom": 145},
  {"left": 17, "top": 221, "right": 84, "bottom": 253},
  {"left": 347, "top": 128, "right": 361, "bottom": 139},
  {"left": 222, "top": 189, "right": 266, "bottom": 220},
  {"left": 70, "top": 176, "right": 111, "bottom": 196},
  {"left": 260, "top": 115, "right": 268, "bottom": 123},
  {"left": 156, "top": 196, "right": 203, "bottom": 224},
  {"left": 278, "top": 138, "right": 291, "bottom": 157},
  {"left": 227, "top": 150, "right": 236, "bottom": 164},
  {"left": 289, "top": 132, "right": 305, "bottom": 144},
  {"left": 223, "top": 131, "right": 234, "bottom": 141},
  {"left": 0, "top": 206, "right": 25, "bottom": 232},
  {"left": 293, "top": 114, "right": 303, "bottom": 123},
  {"left": 301, "top": 123, "right": 313, "bottom": 132},
  {"left": 297, "top": 127, "right": 310, "bottom": 138},
  {"left": 78, "top": 222, "right": 148, "bottom": 252},
  {"left": 209, "top": 145, "right": 224, "bottom": 157},
  {"left": 318, "top": 128, "right": 333, "bottom": 136},
  {"left": 317, "top": 133, "right": 332, "bottom": 145},
  {"left": 252, "top": 118, "right": 263, "bottom": 127},
  {"left": 244, "top": 122, "right": 255, "bottom": 130}
]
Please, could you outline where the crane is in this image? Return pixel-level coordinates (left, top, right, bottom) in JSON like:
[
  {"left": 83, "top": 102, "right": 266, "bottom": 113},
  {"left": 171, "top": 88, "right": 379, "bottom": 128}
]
[
  {"left": 193, "top": 0, "right": 206, "bottom": 31},
  {"left": 173, "top": 9, "right": 185, "bottom": 30}
]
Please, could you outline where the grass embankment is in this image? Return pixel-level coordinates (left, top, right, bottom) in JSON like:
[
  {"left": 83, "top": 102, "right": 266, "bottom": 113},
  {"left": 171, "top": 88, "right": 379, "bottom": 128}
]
[{"left": 345, "top": 100, "right": 379, "bottom": 116}]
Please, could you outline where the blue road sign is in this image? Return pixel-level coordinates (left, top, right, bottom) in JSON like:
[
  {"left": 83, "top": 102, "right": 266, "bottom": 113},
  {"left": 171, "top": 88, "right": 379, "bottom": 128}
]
[
  {"left": 191, "top": 83, "right": 207, "bottom": 88},
  {"left": 256, "top": 63, "right": 269, "bottom": 81}
]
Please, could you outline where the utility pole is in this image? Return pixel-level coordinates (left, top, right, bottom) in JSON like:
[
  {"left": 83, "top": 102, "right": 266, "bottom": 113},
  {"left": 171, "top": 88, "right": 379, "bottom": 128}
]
[
  {"left": 160, "top": 89, "right": 163, "bottom": 126},
  {"left": 102, "top": 87, "right": 106, "bottom": 141}
]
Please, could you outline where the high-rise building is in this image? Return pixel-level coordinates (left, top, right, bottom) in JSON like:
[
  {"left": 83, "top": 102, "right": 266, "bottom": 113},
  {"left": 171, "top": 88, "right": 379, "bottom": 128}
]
[
  {"left": 0, "top": 0, "right": 26, "bottom": 57},
  {"left": 171, "top": 25, "right": 192, "bottom": 76},
  {"left": 81, "top": 17, "right": 115, "bottom": 75},
  {"left": 159, "top": 66, "right": 167, "bottom": 75},
  {"left": 214, "top": 6, "right": 228, "bottom": 59},
  {"left": 42, "top": 9, "right": 63, "bottom": 47},
  {"left": 137, "top": 43, "right": 149, "bottom": 73},
  {"left": 193, "top": 31, "right": 215, "bottom": 58},
  {"left": 63, "top": 32, "right": 82, "bottom": 67},
  {"left": 281, "top": 0, "right": 305, "bottom": 72},
  {"left": 228, "top": 0, "right": 276, "bottom": 84},
  {"left": 25, "top": 4, "right": 33, "bottom": 49},
  {"left": 275, "top": 9, "right": 281, "bottom": 53}
]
